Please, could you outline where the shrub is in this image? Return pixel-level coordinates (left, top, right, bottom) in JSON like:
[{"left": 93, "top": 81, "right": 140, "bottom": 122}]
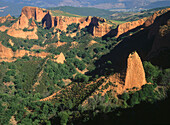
[
  {"left": 74, "top": 74, "right": 89, "bottom": 83},
  {"left": 3, "top": 76, "right": 10, "bottom": 82},
  {"left": 143, "top": 61, "right": 161, "bottom": 83},
  {"left": 121, "top": 92, "right": 130, "bottom": 101}
]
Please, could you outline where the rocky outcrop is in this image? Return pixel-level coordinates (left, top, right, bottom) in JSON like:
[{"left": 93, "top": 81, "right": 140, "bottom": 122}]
[
  {"left": 0, "top": 42, "right": 14, "bottom": 58},
  {"left": 0, "top": 6, "right": 113, "bottom": 38},
  {"left": 144, "top": 8, "right": 170, "bottom": 27},
  {"left": 0, "top": 14, "right": 12, "bottom": 23},
  {"left": 105, "top": 18, "right": 146, "bottom": 38},
  {"left": 0, "top": 42, "right": 65, "bottom": 63},
  {"left": 124, "top": 52, "right": 146, "bottom": 89},
  {"left": 88, "top": 17, "right": 112, "bottom": 37},
  {"left": 116, "top": 18, "right": 146, "bottom": 37},
  {"left": 4, "top": 11, "right": 38, "bottom": 39},
  {"left": 52, "top": 16, "right": 86, "bottom": 31},
  {"left": 104, "top": 8, "right": 170, "bottom": 38},
  {"left": 12, "top": 12, "right": 29, "bottom": 29},
  {"left": 53, "top": 52, "right": 65, "bottom": 64},
  {"left": 0, "top": 25, "right": 9, "bottom": 32},
  {"left": 22, "top": 6, "right": 47, "bottom": 22},
  {"left": 82, "top": 52, "right": 147, "bottom": 106},
  {"left": 144, "top": 10, "right": 170, "bottom": 69},
  {"left": 7, "top": 27, "right": 38, "bottom": 39},
  {"left": 0, "top": 42, "right": 49, "bottom": 59},
  {"left": 21, "top": 7, "right": 112, "bottom": 37}
]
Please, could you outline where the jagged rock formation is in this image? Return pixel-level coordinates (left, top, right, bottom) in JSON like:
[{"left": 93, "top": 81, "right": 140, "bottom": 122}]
[
  {"left": 12, "top": 12, "right": 29, "bottom": 29},
  {"left": 0, "top": 14, "right": 14, "bottom": 32},
  {"left": 82, "top": 52, "right": 147, "bottom": 106},
  {"left": 144, "top": 8, "right": 170, "bottom": 27},
  {"left": 116, "top": 18, "right": 146, "bottom": 37},
  {"left": 124, "top": 52, "right": 146, "bottom": 89},
  {"left": 104, "top": 18, "right": 146, "bottom": 38},
  {"left": 1, "top": 7, "right": 170, "bottom": 39},
  {"left": 20, "top": 7, "right": 112, "bottom": 37},
  {"left": 0, "top": 14, "right": 12, "bottom": 23},
  {"left": 3, "top": 11, "right": 39, "bottom": 39},
  {"left": 22, "top": 6, "right": 47, "bottom": 22},
  {"left": 93, "top": 8, "right": 170, "bottom": 76},
  {"left": 0, "top": 42, "right": 13, "bottom": 58},
  {"left": 88, "top": 17, "right": 112, "bottom": 37},
  {"left": 104, "top": 8, "right": 170, "bottom": 38},
  {"left": 0, "top": 6, "right": 113, "bottom": 38}
]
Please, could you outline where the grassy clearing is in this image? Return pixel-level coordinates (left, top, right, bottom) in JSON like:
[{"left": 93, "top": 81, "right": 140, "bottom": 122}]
[
  {"left": 110, "top": 20, "right": 127, "bottom": 25},
  {"left": 51, "top": 10, "right": 81, "bottom": 17}
]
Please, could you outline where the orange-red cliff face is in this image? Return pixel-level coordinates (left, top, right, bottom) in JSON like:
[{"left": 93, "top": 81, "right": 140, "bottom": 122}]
[
  {"left": 124, "top": 52, "right": 147, "bottom": 89},
  {"left": 87, "top": 17, "right": 112, "bottom": 37},
  {"left": 1, "top": 7, "right": 169, "bottom": 40},
  {"left": 11, "top": 12, "right": 29, "bottom": 29},
  {"left": 0, "top": 6, "right": 112, "bottom": 38},
  {"left": 116, "top": 18, "right": 146, "bottom": 37},
  {"left": 144, "top": 8, "right": 170, "bottom": 27},
  {"left": 82, "top": 52, "right": 147, "bottom": 105},
  {"left": 105, "top": 8, "right": 170, "bottom": 38},
  {"left": 22, "top": 6, "right": 47, "bottom": 22},
  {"left": 21, "top": 7, "right": 112, "bottom": 37},
  {"left": 5, "top": 11, "right": 38, "bottom": 39}
]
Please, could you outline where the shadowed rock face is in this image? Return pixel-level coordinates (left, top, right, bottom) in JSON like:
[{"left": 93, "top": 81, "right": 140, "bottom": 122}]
[
  {"left": 104, "top": 8, "right": 170, "bottom": 38},
  {"left": 144, "top": 8, "right": 170, "bottom": 27},
  {"left": 91, "top": 9, "right": 170, "bottom": 78},
  {"left": 124, "top": 52, "right": 146, "bottom": 89},
  {"left": 42, "top": 11, "right": 52, "bottom": 29},
  {"left": 87, "top": 17, "right": 112, "bottom": 37},
  {"left": 146, "top": 11, "right": 170, "bottom": 56}
]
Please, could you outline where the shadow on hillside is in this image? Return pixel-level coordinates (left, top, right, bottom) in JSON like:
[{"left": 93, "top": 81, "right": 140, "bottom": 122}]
[
  {"left": 83, "top": 91, "right": 170, "bottom": 125},
  {"left": 87, "top": 11, "right": 170, "bottom": 77},
  {"left": 87, "top": 26, "right": 153, "bottom": 77}
]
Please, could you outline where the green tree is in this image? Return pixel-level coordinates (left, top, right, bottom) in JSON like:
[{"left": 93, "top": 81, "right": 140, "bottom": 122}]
[
  {"left": 58, "top": 111, "right": 69, "bottom": 125},
  {"left": 130, "top": 92, "right": 140, "bottom": 106},
  {"left": 143, "top": 61, "right": 160, "bottom": 83},
  {"left": 74, "top": 74, "right": 89, "bottom": 83},
  {"left": 121, "top": 92, "right": 130, "bottom": 101}
]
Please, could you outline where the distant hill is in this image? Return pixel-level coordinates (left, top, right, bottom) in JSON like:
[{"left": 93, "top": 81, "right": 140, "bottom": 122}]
[
  {"left": 50, "top": 9, "right": 81, "bottom": 17},
  {"left": 49, "top": 6, "right": 114, "bottom": 18},
  {"left": 0, "top": 0, "right": 170, "bottom": 17}
]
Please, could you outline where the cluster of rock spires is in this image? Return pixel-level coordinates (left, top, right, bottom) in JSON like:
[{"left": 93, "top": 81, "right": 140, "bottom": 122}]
[
  {"left": 0, "top": 6, "right": 113, "bottom": 39},
  {"left": 0, "top": 6, "right": 169, "bottom": 40}
]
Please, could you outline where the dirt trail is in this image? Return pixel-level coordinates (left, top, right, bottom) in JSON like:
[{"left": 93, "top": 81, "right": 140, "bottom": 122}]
[
  {"left": 40, "top": 90, "right": 62, "bottom": 101},
  {"left": 33, "top": 58, "right": 49, "bottom": 90}
]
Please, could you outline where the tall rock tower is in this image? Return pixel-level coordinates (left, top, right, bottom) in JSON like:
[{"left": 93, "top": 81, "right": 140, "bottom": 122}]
[{"left": 124, "top": 52, "right": 147, "bottom": 89}]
